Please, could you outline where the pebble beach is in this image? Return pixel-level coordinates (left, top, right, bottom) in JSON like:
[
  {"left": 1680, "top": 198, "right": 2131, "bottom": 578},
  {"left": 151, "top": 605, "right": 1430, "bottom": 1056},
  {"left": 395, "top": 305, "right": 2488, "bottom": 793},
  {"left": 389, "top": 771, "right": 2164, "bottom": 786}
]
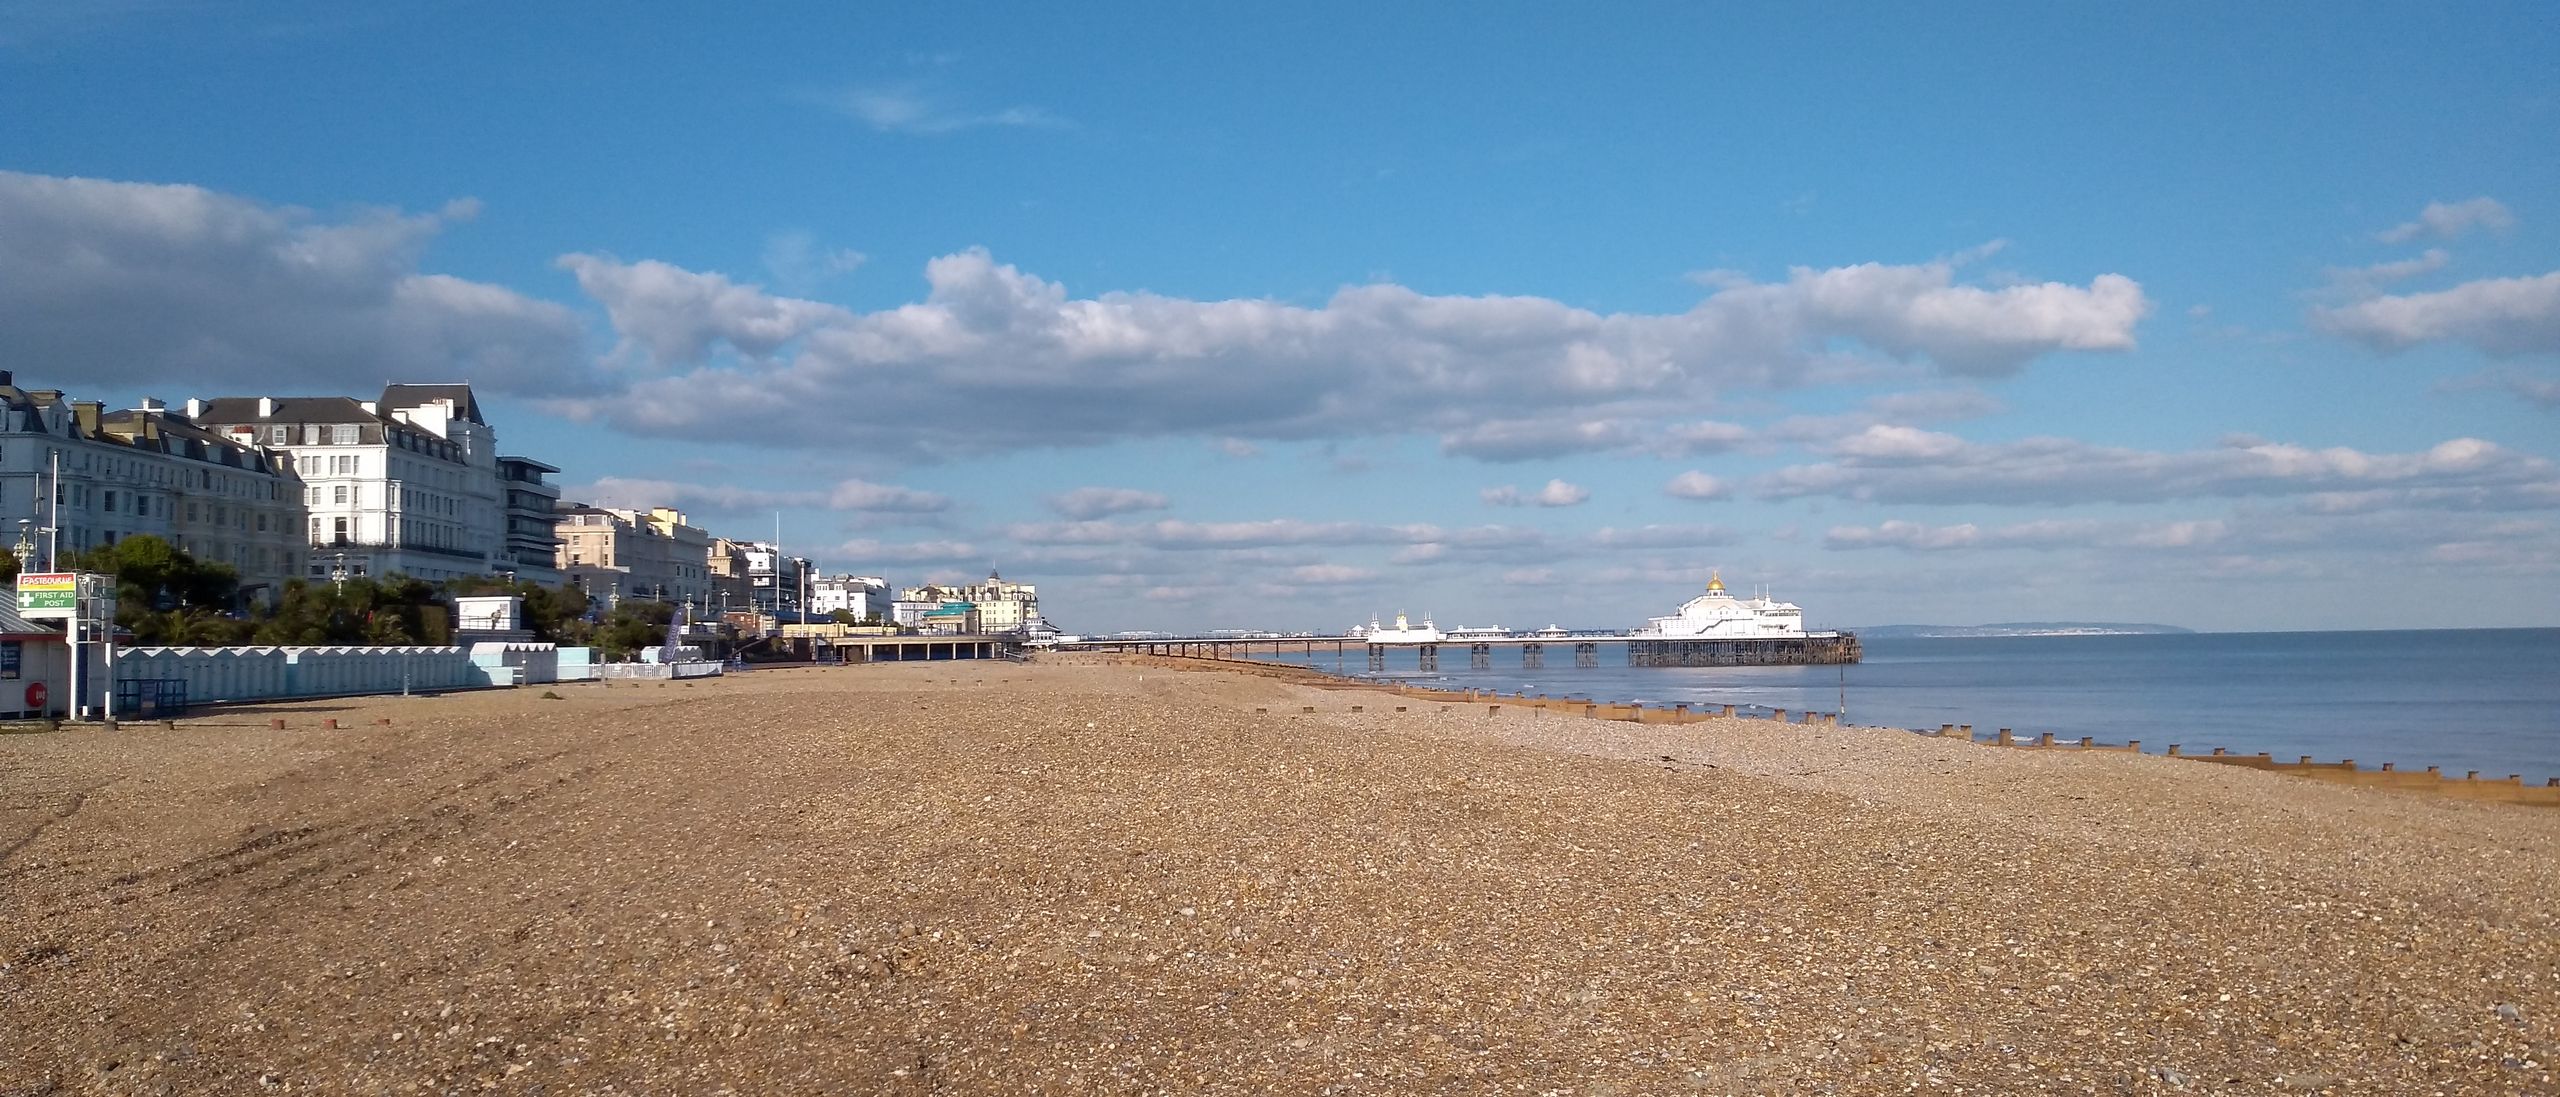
[{"left": 3, "top": 657, "right": 2555, "bottom": 1094}]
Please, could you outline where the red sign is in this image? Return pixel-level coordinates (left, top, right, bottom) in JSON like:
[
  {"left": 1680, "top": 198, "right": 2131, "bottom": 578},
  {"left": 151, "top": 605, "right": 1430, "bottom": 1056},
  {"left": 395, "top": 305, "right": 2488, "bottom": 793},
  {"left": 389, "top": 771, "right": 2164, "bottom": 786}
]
[{"left": 25, "top": 682, "right": 47, "bottom": 710}]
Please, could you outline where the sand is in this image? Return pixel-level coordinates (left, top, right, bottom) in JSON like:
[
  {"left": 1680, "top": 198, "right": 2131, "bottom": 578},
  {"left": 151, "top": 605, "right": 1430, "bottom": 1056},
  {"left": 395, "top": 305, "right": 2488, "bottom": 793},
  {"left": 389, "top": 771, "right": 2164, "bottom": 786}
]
[{"left": 2, "top": 657, "right": 2555, "bottom": 1095}]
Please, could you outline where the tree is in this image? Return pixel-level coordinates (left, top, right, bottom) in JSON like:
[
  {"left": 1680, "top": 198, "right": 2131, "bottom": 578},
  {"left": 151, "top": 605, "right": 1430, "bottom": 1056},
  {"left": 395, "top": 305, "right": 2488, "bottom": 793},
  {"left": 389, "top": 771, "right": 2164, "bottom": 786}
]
[
  {"left": 591, "top": 599, "right": 676, "bottom": 661},
  {"left": 68, "top": 536, "right": 246, "bottom": 645}
]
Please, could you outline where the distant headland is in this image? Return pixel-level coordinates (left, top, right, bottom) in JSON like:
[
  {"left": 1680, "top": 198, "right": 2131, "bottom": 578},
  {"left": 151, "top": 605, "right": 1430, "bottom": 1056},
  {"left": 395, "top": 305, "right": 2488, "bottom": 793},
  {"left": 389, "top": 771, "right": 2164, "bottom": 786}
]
[{"left": 1850, "top": 622, "right": 2195, "bottom": 639}]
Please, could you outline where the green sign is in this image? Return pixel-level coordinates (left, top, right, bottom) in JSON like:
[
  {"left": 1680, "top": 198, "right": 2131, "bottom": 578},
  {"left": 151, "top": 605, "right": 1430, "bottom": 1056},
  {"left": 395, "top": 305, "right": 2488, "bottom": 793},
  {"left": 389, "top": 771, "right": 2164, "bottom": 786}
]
[
  {"left": 18, "top": 590, "right": 74, "bottom": 611},
  {"left": 16, "top": 572, "right": 80, "bottom": 619}
]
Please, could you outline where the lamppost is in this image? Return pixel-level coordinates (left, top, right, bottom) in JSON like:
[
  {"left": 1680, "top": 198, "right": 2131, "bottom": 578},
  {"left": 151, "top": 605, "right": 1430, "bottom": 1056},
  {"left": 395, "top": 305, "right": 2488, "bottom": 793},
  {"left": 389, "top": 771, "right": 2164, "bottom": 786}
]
[
  {"left": 330, "top": 551, "right": 349, "bottom": 592},
  {"left": 12, "top": 519, "right": 31, "bottom": 573}
]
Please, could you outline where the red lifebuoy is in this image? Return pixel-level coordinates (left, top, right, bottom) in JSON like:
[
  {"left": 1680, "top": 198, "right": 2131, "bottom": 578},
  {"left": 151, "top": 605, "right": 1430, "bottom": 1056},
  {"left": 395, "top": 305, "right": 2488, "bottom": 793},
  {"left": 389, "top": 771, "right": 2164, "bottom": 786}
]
[{"left": 25, "top": 682, "right": 48, "bottom": 710}]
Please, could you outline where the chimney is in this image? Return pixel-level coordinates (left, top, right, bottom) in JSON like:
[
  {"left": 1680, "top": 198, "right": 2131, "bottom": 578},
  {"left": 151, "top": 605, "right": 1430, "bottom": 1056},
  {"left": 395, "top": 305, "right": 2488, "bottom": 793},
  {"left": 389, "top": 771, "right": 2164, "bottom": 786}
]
[
  {"left": 257, "top": 396, "right": 276, "bottom": 418},
  {"left": 0, "top": 370, "right": 12, "bottom": 387},
  {"left": 184, "top": 398, "right": 205, "bottom": 420},
  {"left": 139, "top": 397, "right": 165, "bottom": 414},
  {"left": 73, "top": 400, "right": 102, "bottom": 436}
]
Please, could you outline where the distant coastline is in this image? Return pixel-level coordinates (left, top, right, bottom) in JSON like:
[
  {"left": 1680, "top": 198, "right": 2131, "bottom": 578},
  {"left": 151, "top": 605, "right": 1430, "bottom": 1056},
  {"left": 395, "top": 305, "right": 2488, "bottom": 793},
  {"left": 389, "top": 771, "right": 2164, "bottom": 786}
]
[{"left": 1847, "top": 622, "right": 2195, "bottom": 639}]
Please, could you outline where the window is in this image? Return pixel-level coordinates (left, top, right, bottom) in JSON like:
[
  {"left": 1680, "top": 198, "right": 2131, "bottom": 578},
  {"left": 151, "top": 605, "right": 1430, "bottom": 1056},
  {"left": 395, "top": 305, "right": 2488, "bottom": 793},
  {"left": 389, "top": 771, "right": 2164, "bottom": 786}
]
[
  {"left": 103, "top": 490, "right": 117, "bottom": 511},
  {"left": 269, "top": 425, "right": 288, "bottom": 445},
  {"left": 303, "top": 424, "right": 321, "bottom": 445},
  {"left": 333, "top": 517, "right": 349, "bottom": 541},
  {"left": 330, "top": 424, "right": 359, "bottom": 445},
  {"left": 333, "top": 485, "right": 348, "bottom": 504}
]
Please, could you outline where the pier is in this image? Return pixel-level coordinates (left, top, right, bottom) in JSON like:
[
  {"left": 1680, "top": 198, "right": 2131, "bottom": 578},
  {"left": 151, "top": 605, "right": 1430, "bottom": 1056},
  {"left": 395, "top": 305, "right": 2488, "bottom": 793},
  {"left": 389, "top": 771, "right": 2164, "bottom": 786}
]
[{"left": 1053, "top": 631, "right": 1859, "bottom": 668}]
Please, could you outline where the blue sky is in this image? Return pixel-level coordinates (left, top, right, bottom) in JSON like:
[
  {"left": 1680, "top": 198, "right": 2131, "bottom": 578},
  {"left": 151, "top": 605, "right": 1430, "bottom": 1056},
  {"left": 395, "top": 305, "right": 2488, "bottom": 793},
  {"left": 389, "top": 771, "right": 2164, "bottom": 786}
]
[{"left": 4, "top": 2, "right": 2556, "bottom": 632}]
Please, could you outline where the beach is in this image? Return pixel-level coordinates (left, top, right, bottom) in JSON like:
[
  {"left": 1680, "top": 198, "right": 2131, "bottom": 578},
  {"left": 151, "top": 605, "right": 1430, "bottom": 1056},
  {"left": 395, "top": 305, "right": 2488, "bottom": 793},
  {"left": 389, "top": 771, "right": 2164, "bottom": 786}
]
[{"left": 4, "top": 658, "right": 2555, "bottom": 1095}]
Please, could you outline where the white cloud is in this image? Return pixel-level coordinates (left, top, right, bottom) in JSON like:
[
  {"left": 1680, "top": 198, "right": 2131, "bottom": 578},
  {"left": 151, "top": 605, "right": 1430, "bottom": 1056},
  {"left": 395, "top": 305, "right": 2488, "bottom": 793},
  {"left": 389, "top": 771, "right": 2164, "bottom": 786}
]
[
  {"left": 1046, "top": 487, "right": 1171, "bottom": 520},
  {"left": 556, "top": 247, "right": 2149, "bottom": 456},
  {"left": 1439, "top": 418, "right": 1751, "bottom": 461},
  {"left": 573, "top": 475, "right": 950, "bottom": 515},
  {"left": 0, "top": 171, "right": 587, "bottom": 395},
  {"left": 1763, "top": 432, "right": 2560, "bottom": 507},
  {"left": 821, "top": 86, "right": 1065, "bottom": 135},
  {"left": 1862, "top": 387, "right": 2007, "bottom": 422},
  {"left": 2320, "top": 248, "right": 2449, "bottom": 296},
  {"left": 2313, "top": 271, "right": 2560, "bottom": 357},
  {"left": 2436, "top": 368, "right": 2560, "bottom": 410},
  {"left": 825, "top": 537, "right": 982, "bottom": 565},
  {"left": 2375, "top": 197, "right": 2516, "bottom": 245},
  {"left": 1533, "top": 479, "right": 1589, "bottom": 507},
  {"left": 1484, "top": 480, "right": 1589, "bottom": 507},
  {"left": 556, "top": 254, "right": 846, "bottom": 368},
  {"left": 1663, "top": 471, "right": 1730, "bottom": 501},
  {"left": 1828, "top": 424, "right": 1971, "bottom": 462},
  {"left": 1823, "top": 518, "right": 2228, "bottom": 552},
  {"left": 762, "top": 231, "right": 867, "bottom": 294},
  {"left": 1586, "top": 524, "right": 1737, "bottom": 549},
  {"left": 1284, "top": 564, "right": 1374, "bottom": 585}
]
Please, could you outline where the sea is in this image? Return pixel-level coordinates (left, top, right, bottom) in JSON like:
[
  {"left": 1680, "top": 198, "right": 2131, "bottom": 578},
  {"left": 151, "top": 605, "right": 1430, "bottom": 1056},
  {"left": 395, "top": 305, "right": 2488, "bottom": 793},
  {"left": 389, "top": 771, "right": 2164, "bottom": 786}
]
[{"left": 1247, "top": 628, "right": 2560, "bottom": 783}]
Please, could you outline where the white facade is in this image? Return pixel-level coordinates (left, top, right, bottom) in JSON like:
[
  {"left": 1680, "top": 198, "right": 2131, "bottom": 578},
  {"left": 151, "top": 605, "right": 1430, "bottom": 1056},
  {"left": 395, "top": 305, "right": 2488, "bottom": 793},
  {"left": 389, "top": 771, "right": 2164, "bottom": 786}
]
[
  {"left": 735, "top": 541, "right": 809, "bottom": 615},
  {"left": 191, "top": 385, "right": 527, "bottom": 585},
  {"left": 1, "top": 377, "right": 306, "bottom": 598},
  {"left": 1352, "top": 612, "right": 1444, "bottom": 643},
  {"left": 1630, "top": 573, "right": 1812, "bottom": 639},
  {"left": 898, "top": 571, "right": 1038, "bottom": 633},
  {"left": 810, "top": 574, "right": 889, "bottom": 620}
]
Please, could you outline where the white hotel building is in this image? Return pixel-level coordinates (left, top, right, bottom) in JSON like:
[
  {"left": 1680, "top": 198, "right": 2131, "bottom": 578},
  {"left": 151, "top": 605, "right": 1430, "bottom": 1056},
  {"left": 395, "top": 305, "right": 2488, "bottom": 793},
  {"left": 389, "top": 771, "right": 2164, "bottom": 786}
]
[{"left": 192, "top": 385, "right": 517, "bottom": 585}]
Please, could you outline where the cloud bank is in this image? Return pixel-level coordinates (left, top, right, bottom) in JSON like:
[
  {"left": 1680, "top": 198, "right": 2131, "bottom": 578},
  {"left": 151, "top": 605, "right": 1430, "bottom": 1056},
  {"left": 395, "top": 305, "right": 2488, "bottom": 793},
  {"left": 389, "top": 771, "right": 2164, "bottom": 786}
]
[
  {"left": 555, "top": 247, "right": 2149, "bottom": 456},
  {"left": 0, "top": 171, "right": 587, "bottom": 395}
]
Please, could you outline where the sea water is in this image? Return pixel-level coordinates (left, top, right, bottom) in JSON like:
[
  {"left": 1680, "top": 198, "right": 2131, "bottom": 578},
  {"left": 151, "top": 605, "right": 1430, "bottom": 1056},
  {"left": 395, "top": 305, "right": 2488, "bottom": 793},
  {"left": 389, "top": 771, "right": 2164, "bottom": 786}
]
[{"left": 1249, "top": 628, "right": 2560, "bottom": 782}]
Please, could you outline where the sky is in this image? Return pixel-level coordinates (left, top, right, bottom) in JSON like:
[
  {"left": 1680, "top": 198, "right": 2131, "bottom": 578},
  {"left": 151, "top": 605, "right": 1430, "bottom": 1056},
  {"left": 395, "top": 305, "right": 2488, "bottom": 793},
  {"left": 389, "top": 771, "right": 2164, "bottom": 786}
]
[{"left": 3, "top": 2, "right": 2556, "bottom": 634}]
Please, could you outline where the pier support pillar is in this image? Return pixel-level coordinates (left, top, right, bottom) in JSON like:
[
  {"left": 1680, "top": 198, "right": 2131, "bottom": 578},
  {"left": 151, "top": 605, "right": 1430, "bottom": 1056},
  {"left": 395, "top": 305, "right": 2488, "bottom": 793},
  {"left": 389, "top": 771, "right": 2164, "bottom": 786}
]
[
  {"left": 1522, "top": 643, "right": 1543, "bottom": 669},
  {"left": 1417, "top": 644, "right": 1438, "bottom": 672},
  {"left": 1367, "top": 645, "right": 1386, "bottom": 673},
  {"left": 1470, "top": 643, "right": 1491, "bottom": 670},
  {"left": 1574, "top": 642, "right": 1598, "bottom": 668}
]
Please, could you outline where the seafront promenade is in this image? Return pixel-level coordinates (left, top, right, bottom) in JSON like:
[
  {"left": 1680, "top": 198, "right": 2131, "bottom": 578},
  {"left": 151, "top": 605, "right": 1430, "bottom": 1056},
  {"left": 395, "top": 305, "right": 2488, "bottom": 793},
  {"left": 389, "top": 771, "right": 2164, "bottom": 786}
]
[{"left": 4, "top": 659, "right": 2555, "bottom": 1093}]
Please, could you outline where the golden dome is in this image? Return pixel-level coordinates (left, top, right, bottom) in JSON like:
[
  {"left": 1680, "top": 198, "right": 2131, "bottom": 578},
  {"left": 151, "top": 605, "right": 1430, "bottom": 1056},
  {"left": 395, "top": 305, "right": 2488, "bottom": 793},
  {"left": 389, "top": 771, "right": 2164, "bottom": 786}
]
[{"left": 1706, "top": 570, "right": 1725, "bottom": 592}]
